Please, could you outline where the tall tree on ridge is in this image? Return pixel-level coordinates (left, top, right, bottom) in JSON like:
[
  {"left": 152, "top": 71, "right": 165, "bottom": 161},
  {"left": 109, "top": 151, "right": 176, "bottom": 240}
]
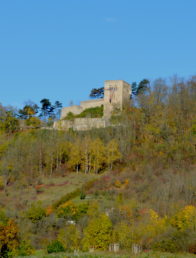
[
  {"left": 90, "top": 87, "right": 104, "bottom": 99},
  {"left": 40, "top": 99, "right": 53, "bottom": 121}
]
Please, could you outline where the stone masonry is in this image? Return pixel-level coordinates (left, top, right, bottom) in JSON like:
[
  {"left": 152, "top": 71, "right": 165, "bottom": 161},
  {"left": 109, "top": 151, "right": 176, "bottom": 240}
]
[{"left": 54, "top": 80, "right": 131, "bottom": 130}]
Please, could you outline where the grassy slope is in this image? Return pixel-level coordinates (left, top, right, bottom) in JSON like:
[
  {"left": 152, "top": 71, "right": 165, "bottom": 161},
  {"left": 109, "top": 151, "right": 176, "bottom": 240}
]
[{"left": 0, "top": 173, "right": 100, "bottom": 212}]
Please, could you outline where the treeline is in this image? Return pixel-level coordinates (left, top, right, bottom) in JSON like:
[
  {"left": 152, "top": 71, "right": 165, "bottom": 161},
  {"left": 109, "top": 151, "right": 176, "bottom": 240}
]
[
  {"left": 0, "top": 98, "right": 62, "bottom": 133},
  {"left": 0, "top": 200, "right": 195, "bottom": 256},
  {"left": 0, "top": 131, "right": 121, "bottom": 187},
  {"left": 0, "top": 75, "right": 195, "bottom": 257},
  {"left": 0, "top": 76, "right": 195, "bottom": 185},
  {"left": 0, "top": 75, "right": 195, "bottom": 183}
]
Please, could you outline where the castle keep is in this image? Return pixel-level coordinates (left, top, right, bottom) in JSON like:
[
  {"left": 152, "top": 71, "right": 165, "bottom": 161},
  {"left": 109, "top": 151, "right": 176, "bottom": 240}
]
[{"left": 54, "top": 80, "right": 131, "bottom": 130}]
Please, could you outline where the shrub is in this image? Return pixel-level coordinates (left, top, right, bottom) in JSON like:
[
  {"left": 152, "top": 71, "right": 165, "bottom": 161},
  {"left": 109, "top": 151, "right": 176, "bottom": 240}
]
[
  {"left": 53, "top": 179, "right": 97, "bottom": 209},
  {"left": 0, "top": 219, "right": 19, "bottom": 258},
  {"left": 47, "top": 240, "right": 65, "bottom": 253},
  {"left": 152, "top": 238, "right": 181, "bottom": 253},
  {"left": 53, "top": 188, "right": 81, "bottom": 209},
  {"left": 26, "top": 202, "right": 46, "bottom": 223},
  {"left": 170, "top": 205, "right": 196, "bottom": 231},
  {"left": 82, "top": 213, "right": 112, "bottom": 251},
  {"left": 64, "top": 106, "right": 103, "bottom": 120},
  {"left": 56, "top": 201, "right": 77, "bottom": 219},
  {"left": 25, "top": 117, "right": 41, "bottom": 128},
  {"left": 57, "top": 201, "right": 88, "bottom": 221},
  {"left": 80, "top": 192, "right": 86, "bottom": 200},
  {"left": 0, "top": 209, "right": 8, "bottom": 225},
  {"left": 17, "top": 240, "right": 34, "bottom": 256},
  {"left": 58, "top": 224, "right": 81, "bottom": 251},
  {"left": 64, "top": 112, "right": 75, "bottom": 121},
  {"left": 112, "top": 222, "right": 133, "bottom": 249},
  {"left": 77, "top": 203, "right": 89, "bottom": 218},
  {"left": 77, "top": 106, "right": 103, "bottom": 118},
  {"left": 152, "top": 230, "right": 192, "bottom": 253}
]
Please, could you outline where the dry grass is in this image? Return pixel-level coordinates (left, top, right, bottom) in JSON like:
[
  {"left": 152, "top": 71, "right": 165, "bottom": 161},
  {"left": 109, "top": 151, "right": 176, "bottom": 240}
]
[{"left": 0, "top": 172, "right": 100, "bottom": 212}]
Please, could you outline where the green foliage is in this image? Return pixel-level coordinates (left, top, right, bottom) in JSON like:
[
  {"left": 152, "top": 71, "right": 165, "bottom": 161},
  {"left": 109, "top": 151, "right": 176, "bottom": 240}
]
[
  {"left": 106, "top": 139, "right": 121, "bottom": 169},
  {"left": 58, "top": 224, "right": 81, "bottom": 251},
  {"left": 152, "top": 230, "right": 194, "bottom": 253},
  {"left": 53, "top": 188, "right": 81, "bottom": 209},
  {"left": 112, "top": 222, "right": 133, "bottom": 249},
  {"left": 64, "top": 112, "right": 75, "bottom": 120},
  {"left": 17, "top": 240, "right": 34, "bottom": 256},
  {"left": 90, "top": 87, "right": 104, "bottom": 99},
  {"left": 82, "top": 213, "right": 112, "bottom": 251},
  {"left": 77, "top": 106, "right": 103, "bottom": 118},
  {"left": 170, "top": 205, "right": 196, "bottom": 231},
  {"left": 0, "top": 76, "right": 195, "bottom": 255},
  {"left": 25, "top": 117, "right": 41, "bottom": 128},
  {"left": 64, "top": 106, "right": 103, "bottom": 120},
  {"left": 53, "top": 179, "right": 97, "bottom": 209},
  {"left": 18, "top": 104, "right": 39, "bottom": 120},
  {"left": 57, "top": 201, "right": 88, "bottom": 221},
  {"left": 80, "top": 192, "right": 86, "bottom": 200},
  {"left": 131, "top": 79, "right": 150, "bottom": 96},
  {"left": 0, "top": 209, "right": 8, "bottom": 225},
  {"left": 26, "top": 202, "right": 46, "bottom": 223},
  {"left": 47, "top": 240, "right": 65, "bottom": 253},
  {"left": 0, "top": 111, "right": 19, "bottom": 134}
]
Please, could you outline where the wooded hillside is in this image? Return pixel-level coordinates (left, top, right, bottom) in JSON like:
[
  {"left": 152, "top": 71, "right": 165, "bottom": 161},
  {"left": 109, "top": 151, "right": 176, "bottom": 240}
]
[{"left": 0, "top": 76, "right": 195, "bottom": 257}]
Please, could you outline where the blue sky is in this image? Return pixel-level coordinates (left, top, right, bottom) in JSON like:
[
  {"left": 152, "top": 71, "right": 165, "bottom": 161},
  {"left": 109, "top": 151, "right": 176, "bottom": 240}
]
[{"left": 0, "top": 0, "right": 195, "bottom": 108}]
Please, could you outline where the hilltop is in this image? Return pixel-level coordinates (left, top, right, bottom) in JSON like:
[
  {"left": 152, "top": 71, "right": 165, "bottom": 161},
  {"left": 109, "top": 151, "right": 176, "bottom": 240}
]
[{"left": 0, "top": 76, "right": 195, "bottom": 257}]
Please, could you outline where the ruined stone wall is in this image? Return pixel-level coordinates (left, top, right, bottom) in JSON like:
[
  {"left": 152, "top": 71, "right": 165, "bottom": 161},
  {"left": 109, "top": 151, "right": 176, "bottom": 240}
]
[
  {"left": 58, "top": 80, "right": 131, "bottom": 130},
  {"left": 61, "top": 105, "right": 83, "bottom": 119},
  {"left": 61, "top": 99, "right": 104, "bottom": 119},
  {"left": 80, "top": 99, "right": 104, "bottom": 110},
  {"left": 103, "top": 80, "right": 131, "bottom": 118},
  {"left": 54, "top": 118, "right": 108, "bottom": 131}
]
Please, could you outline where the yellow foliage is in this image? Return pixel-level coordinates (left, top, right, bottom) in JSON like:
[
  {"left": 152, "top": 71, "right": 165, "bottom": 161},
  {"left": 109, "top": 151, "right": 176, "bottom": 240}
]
[
  {"left": 114, "top": 179, "right": 129, "bottom": 189},
  {"left": 57, "top": 201, "right": 78, "bottom": 218},
  {"left": 114, "top": 180, "right": 122, "bottom": 188},
  {"left": 0, "top": 176, "right": 4, "bottom": 189},
  {"left": 171, "top": 205, "right": 196, "bottom": 231},
  {"left": 149, "top": 209, "right": 159, "bottom": 221},
  {"left": 82, "top": 213, "right": 112, "bottom": 250},
  {"left": 0, "top": 219, "right": 19, "bottom": 253},
  {"left": 90, "top": 138, "right": 106, "bottom": 173},
  {"left": 124, "top": 178, "right": 129, "bottom": 186},
  {"left": 136, "top": 209, "right": 168, "bottom": 246},
  {"left": 106, "top": 139, "right": 121, "bottom": 169},
  {"left": 59, "top": 200, "right": 74, "bottom": 209},
  {"left": 67, "top": 141, "right": 82, "bottom": 172},
  {"left": 112, "top": 222, "right": 133, "bottom": 248},
  {"left": 58, "top": 224, "right": 81, "bottom": 251}
]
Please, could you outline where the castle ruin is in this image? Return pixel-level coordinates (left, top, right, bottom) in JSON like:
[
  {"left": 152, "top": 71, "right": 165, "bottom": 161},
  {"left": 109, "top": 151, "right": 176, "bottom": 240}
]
[{"left": 54, "top": 80, "right": 131, "bottom": 130}]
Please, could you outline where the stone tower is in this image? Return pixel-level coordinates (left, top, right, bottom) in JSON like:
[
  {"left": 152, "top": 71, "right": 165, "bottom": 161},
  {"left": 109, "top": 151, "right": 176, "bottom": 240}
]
[{"left": 104, "top": 80, "right": 131, "bottom": 118}]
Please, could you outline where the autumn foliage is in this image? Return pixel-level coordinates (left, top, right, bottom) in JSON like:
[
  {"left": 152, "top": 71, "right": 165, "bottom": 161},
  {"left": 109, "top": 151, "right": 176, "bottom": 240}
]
[{"left": 0, "top": 76, "right": 195, "bottom": 255}]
